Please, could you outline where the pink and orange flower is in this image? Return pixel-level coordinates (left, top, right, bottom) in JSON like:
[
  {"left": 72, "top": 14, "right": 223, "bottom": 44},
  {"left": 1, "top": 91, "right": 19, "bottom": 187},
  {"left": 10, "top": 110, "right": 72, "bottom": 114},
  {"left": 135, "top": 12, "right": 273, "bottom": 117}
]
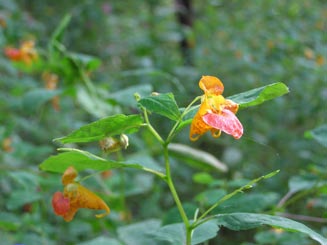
[
  {"left": 4, "top": 40, "right": 38, "bottom": 65},
  {"left": 52, "top": 166, "right": 110, "bottom": 222},
  {"left": 190, "top": 76, "right": 243, "bottom": 141}
]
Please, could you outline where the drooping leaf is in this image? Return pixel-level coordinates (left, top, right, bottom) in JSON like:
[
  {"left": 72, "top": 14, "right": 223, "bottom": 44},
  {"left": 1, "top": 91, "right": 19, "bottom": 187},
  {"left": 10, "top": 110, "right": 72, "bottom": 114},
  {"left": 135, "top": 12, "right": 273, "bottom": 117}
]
[
  {"left": 214, "top": 213, "right": 327, "bottom": 245},
  {"left": 55, "top": 114, "right": 143, "bottom": 144},
  {"left": 227, "top": 82, "right": 289, "bottom": 108},
  {"left": 138, "top": 93, "right": 181, "bottom": 121},
  {"left": 39, "top": 150, "right": 144, "bottom": 173},
  {"left": 168, "top": 143, "right": 228, "bottom": 172}
]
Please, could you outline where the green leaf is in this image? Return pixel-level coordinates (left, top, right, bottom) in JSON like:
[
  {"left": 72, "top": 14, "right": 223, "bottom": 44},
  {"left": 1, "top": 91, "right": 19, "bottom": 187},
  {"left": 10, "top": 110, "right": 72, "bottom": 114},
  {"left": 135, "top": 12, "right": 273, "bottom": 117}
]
[
  {"left": 214, "top": 193, "right": 279, "bottom": 213},
  {"left": 305, "top": 124, "right": 327, "bottom": 147},
  {"left": 39, "top": 150, "right": 144, "bottom": 173},
  {"left": 22, "top": 89, "right": 61, "bottom": 113},
  {"left": 214, "top": 213, "right": 327, "bottom": 245},
  {"left": 79, "top": 237, "right": 122, "bottom": 245},
  {"left": 288, "top": 175, "right": 317, "bottom": 193},
  {"left": 6, "top": 190, "right": 42, "bottom": 210},
  {"left": 108, "top": 84, "right": 153, "bottom": 107},
  {"left": 227, "top": 82, "right": 289, "bottom": 109},
  {"left": 0, "top": 212, "right": 21, "bottom": 231},
  {"left": 117, "top": 219, "right": 161, "bottom": 245},
  {"left": 193, "top": 172, "right": 215, "bottom": 185},
  {"left": 148, "top": 223, "right": 185, "bottom": 244},
  {"left": 50, "top": 14, "right": 71, "bottom": 44},
  {"left": 66, "top": 52, "right": 101, "bottom": 71},
  {"left": 148, "top": 220, "right": 219, "bottom": 245},
  {"left": 138, "top": 93, "right": 181, "bottom": 121},
  {"left": 168, "top": 143, "right": 228, "bottom": 172},
  {"left": 192, "top": 220, "right": 220, "bottom": 245},
  {"left": 195, "top": 189, "right": 227, "bottom": 206},
  {"left": 55, "top": 114, "right": 143, "bottom": 144}
]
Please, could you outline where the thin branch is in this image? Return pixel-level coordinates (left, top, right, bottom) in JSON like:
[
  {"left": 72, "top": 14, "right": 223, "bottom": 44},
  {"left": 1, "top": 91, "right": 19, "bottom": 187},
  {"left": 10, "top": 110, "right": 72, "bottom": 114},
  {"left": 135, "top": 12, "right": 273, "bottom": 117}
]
[{"left": 278, "top": 212, "right": 327, "bottom": 223}]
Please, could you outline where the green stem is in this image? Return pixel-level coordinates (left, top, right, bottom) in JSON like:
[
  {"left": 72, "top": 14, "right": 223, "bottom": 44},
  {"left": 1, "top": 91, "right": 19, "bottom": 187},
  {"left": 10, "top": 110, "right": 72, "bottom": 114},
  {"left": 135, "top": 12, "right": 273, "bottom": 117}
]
[
  {"left": 142, "top": 102, "right": 200, "bottom": 244},
  {"left": 166, "top": 96, "right": 202, "bottom": 143},
  {"left": 142, "top": 107, "right": 165, "bottom": 145},
  {"left": 191, "top": 171, "right": 279, "bottom": 229},
  {"left": 163, "top": 145, "right": 191, "bottom": 244}
]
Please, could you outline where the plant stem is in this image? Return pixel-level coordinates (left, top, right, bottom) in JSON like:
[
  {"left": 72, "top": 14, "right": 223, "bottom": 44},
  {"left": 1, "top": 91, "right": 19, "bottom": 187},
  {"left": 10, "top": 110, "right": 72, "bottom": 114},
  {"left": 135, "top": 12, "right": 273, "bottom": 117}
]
[
  {"left": 166, "top": 96, "right": 202, "bottom": 143},
  {"left": 163, "top": 145, "right": 191, "bottom": 244},
  {"left": 192, "top": 170, "right": 279, "bottom": 229},
  {"left": 142, "top": 107, "right": 165, "bottom": 145}
]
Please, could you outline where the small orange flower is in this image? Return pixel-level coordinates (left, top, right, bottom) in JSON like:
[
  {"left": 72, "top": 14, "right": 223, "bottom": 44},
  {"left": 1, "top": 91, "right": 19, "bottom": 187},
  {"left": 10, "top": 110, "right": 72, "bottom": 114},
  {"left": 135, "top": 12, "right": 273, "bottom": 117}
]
[
  {"left": 52, "top": 166, "right": 110, "bottom": 222},
  {"left": 2, "top": 137, "right": 13, "bottom": 152},
  {"left": 190, "top": 76, "right": 243, "bottom": 141},
  {"left": 4, "top": 40, "right": 38, "bottom": 65},
  {"left": 42, "top": 72, "right": 60, "bottom": 111}
]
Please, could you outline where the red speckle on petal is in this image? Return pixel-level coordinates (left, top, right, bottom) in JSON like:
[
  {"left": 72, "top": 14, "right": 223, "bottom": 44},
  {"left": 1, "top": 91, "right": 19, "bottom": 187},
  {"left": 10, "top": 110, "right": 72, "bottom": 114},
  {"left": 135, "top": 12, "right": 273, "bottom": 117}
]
[
  {"left": 203, "top": 109, "right": 243, "bottom": 139},
  {"left": 52, "top": 191, "right": 70, "bottom": 216}
]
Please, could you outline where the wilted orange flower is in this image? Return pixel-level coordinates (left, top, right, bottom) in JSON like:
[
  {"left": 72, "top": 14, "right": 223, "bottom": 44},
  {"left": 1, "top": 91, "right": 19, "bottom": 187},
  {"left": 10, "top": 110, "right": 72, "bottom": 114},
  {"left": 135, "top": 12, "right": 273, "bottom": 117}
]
[
  {"left": 52, "top": 166, "right": 110, "bottom": 222},
  {"left": 2, "top": 137, "right": 13, "bottom": 152},
  {"left": 190, "top": 76, "right": 243, "bottom": 141},
  {"left": 4, "top": 40, "right": 38, "bottom": 65},
  {"left": 42, "top": 72, "right": 60, "bottom": 111}
]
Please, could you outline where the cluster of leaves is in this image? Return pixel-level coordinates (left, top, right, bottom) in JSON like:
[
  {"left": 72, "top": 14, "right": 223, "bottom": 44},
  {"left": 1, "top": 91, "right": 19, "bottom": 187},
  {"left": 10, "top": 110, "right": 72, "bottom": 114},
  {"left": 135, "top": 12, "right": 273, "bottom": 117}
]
[{"left": 0, "top": 0, "right": 326, "bottom": 244}]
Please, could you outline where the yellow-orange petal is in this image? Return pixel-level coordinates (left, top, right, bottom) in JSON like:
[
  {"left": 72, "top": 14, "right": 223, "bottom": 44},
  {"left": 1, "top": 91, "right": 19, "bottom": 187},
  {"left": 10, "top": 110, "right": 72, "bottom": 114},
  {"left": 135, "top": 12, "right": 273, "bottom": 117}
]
[
  {"left": 199, "top": 76, "right": 224, "bottom": 95},
  {"left": 64, "top": 183, "right": 110, "bottom": 219},
  {"left": 223, "top": 99, "right": 239, "bottom": 114},
  {"left": 62, "top": 166, "right": 78, "bottom": 186},
  {"left": 190, "top": 110, "right": 211, "bottom": 141}
]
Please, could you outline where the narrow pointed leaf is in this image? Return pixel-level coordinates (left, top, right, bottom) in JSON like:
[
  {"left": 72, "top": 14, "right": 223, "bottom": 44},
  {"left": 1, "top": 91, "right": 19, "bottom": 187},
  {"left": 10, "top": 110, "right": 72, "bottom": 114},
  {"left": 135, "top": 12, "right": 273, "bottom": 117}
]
[
  {"left": 214, "top": 213, "right": 327, "bottom": 245},
  {"left": 55, "top": 114, "right": 143, "bottom": 144},
  {"left": 227, "top": 82, "right": 289, "bottom": 108},
  {"left": 138, "top": 93, "right": 181, "bottom": 121}
]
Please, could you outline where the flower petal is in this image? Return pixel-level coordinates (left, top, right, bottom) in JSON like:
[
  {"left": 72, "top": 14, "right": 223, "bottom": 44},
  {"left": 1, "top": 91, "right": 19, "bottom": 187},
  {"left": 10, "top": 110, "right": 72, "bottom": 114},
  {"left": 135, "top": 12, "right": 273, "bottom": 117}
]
[
  {"left": 62, "top": 166, "right": 78, "bottom": 186},
  {"left": 203, "top": 109, "right": 243, "bottom": 139},
  {"left": 190, "top": 109, "right": 212, "bottom": 141},
  {"left": 64, "top": 183, "right": 110, "bottom": 219},
  {"left": 52, "top": 191, "right": 70, "bottom": 216},
  {"left": 199, "top": 76, "right": 224, "bottom": 95}
]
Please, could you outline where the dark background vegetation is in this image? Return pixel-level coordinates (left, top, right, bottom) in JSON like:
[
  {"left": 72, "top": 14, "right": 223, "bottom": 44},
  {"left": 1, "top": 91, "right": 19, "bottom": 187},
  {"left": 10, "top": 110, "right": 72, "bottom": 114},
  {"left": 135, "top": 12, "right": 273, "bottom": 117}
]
[{"left": 0, "top": 0, "right": 326, "bottom": 244}]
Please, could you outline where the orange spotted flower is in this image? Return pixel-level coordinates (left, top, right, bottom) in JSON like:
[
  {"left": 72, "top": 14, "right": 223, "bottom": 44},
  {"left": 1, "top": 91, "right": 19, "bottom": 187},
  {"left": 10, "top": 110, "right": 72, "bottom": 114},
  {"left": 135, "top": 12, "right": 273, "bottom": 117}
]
[
  {"left": 52, "top": 166, "right": 110, "bottom": 222},
  {"left": 190, "top": 76, "right": 243, "bottom": 141},
  {"left": 4, "top": 40, "right": 38, "bottom": 65}
]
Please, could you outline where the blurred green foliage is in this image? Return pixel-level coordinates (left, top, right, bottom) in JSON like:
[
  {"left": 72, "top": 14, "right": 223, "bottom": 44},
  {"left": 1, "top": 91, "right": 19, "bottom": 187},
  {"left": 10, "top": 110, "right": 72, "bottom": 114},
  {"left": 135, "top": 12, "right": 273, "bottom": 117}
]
[{"left": 0, "top": 0, "right": 326, "bottom": 244}]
